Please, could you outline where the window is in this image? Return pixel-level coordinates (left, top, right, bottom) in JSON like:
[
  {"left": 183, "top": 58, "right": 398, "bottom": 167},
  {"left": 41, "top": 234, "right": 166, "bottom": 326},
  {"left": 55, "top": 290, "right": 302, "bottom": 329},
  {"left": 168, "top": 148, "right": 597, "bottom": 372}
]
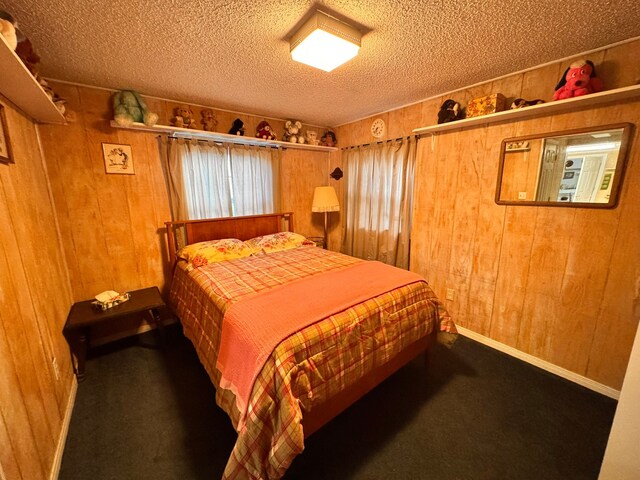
[
  {"left": 166, "top": 139, "right": 280, "bottom": 220},
  {"left": 341, "top": 137, "right": 416, "bottom": 268}
]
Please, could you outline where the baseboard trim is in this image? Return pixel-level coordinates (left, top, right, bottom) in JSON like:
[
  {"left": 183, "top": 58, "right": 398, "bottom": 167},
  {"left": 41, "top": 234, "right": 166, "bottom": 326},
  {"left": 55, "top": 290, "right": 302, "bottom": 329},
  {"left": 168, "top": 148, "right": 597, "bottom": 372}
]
[
  {"left": 91, "top": 317, "right": 177, "bottom": 347},
  {"left": 455, "top": 326, "right": 620, "bottom": 400},
  {"left": 50, "top": 378, "right": 77, "bottom": 480}
]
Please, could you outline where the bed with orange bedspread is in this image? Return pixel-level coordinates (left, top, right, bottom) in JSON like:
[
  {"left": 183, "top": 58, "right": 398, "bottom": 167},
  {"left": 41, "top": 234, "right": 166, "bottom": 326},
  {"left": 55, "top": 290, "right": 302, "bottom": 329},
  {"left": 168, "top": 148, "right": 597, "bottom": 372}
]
[{"left": 168, "top": 235, "right": 455, "bottom": 479}]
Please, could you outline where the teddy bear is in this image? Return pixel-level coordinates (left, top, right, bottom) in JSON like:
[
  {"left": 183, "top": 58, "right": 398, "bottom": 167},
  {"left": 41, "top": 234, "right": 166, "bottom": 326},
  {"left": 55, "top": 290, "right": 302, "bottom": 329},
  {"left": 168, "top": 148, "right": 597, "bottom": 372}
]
[
  {"left": 113, "top": 90, "right": 159, "bottom": 127},
  {"left": 510, "top": 98, "right": 545, "bottom": 109},
  {"left": 283, "top": 120, "right": 305, "bottom": 143},
  {"left": 553, "top": 60, "right": 604, "bottom": 100},
  {"left": 171, "top": 105, "right": 196, "bottom": 129},
  {"left": 320, "top": 130, "right": 337, "bottom": 147},
  {"left": 437, "top": 99, "right": 464, "bottom": 124},
  {"left": 256, "top": 120, "right": 277, "bottom": 140},
  {"left": 305, "top": 130, "right": 319, "bottom": 145},
  {"left": 229, "top": 118, "right": 246, "bottom": 135},
  {"left": 201, "top": 109, "right": 218, "bottom": 131}
]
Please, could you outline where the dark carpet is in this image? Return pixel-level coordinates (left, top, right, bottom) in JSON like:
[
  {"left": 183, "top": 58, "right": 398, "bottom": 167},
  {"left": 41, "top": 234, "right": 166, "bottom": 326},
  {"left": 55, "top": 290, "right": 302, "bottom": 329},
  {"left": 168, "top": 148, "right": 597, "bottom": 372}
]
[{"left": 59, "top": 326, "right": 617, "bottom": 479}]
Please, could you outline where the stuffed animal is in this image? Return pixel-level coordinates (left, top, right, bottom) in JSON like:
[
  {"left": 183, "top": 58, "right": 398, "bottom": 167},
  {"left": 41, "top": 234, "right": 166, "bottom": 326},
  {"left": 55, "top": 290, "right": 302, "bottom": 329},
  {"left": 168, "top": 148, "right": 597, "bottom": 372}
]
[
  {"left": 305, "top": 130, "right": 319, "bottom": 145},
  {"left": 229, "top": 118, "right": 245, "bottom": 135},
  {"left": 553, "top": 60, "right": 604, "bottom": 100},
  {"left": 321, "top": 130, "right": 337, "bottom": 147},
  {"left": 171, "top": 105, "right": 196, "bottom": 129},
  {"left": 15, "top": 38, "right": 41, "bottom": 78},
  {"left": 510, "top": 98, "right": 545, "bottom": 109},
  {"left": 437, "top": 99, "right": 464, "bottom": 124},
  {"left": 0, "top": 10, "right": 22, "bottom": 50},
  {"left": 256, "top": 120, "right": 277, "bottom": 140},
  {"left": 113, "top": 90, "right": 159, "bottom": 127},
  {"left": 0, "top": 18, "right": 16, "bottom": 50},
  {"left": 283, "top": 120, "right": 305, "bottom": 143},
  {"left": 201, "top": 109, "right": 217, "bottom": 131}
]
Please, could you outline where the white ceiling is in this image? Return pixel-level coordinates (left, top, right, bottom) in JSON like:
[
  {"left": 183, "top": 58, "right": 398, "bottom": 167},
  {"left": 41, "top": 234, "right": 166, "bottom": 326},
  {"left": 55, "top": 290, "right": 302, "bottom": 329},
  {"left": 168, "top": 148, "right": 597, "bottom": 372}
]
[{"left": 4, "top": 0, "right": 640, "bottom": 127}]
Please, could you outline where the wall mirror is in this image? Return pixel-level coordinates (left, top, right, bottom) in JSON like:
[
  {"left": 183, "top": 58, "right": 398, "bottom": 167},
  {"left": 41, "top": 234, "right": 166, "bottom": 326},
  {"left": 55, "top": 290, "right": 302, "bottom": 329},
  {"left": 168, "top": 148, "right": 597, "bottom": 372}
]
[{"left": 495, "top": 123, "right": 633, "bottom": 208}]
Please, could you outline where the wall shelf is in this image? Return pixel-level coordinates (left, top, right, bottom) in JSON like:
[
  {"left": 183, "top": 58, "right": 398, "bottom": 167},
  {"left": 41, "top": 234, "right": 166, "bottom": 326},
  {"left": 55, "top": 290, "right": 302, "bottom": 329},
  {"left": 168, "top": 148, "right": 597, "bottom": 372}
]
[
  {"left": 413, "top": 84, "right": 640, "bottom": 136},
  {"left": 109, "top": 121, "right": 339, "bottom": 152},
  {"left": 0, "top": 34, "right": 66, "bottom": 124}
]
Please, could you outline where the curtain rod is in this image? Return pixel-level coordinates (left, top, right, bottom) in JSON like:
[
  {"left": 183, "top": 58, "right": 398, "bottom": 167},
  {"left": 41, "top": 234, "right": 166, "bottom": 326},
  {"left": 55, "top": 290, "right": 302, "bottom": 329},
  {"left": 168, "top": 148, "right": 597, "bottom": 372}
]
[
  {"left": 165, "top": 135, "right": 282, "bottom": 150},
  {"left": 340, "top": 135, "right": 418, "bottom": 150}
]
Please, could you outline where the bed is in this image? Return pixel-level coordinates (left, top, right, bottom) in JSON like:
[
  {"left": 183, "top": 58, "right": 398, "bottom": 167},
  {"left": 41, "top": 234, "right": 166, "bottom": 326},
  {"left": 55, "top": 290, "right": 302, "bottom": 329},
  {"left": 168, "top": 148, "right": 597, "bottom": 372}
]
[{"left": 165, "top": 212, "right": 455, "bottom": 479}]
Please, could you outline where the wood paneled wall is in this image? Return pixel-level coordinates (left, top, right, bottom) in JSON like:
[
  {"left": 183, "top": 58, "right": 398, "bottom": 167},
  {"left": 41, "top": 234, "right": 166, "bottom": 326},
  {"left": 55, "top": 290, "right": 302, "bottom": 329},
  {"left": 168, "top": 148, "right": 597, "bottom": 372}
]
[
  {"left": 0, "top": 78, "right": 334, "bottom": 478},
  {"left": 0, "top": 98, "right": 74, "bottom": 479},
  {"left": 334, "top": 39, "right": 640, "bottom": 389},
  {"left": 38, "top": 83, "right": 332, "bottom": 304}
]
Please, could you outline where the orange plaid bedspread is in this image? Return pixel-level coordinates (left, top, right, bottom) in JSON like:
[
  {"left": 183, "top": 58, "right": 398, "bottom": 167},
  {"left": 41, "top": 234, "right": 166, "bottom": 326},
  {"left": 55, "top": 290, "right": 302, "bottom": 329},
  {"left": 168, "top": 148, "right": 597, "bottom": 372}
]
[{"left": 169, "top": 246, "right": 455, "bottom": 479}]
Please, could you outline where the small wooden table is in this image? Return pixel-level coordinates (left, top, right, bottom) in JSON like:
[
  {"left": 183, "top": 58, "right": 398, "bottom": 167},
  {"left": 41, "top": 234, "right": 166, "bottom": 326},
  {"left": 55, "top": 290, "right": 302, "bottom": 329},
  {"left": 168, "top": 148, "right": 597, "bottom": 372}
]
[
  {"left": 63, "top": 286, "right": 168, "bottom": 382},
  {"left": 306, "top": 236, "right": 325, "bottom": 249}
]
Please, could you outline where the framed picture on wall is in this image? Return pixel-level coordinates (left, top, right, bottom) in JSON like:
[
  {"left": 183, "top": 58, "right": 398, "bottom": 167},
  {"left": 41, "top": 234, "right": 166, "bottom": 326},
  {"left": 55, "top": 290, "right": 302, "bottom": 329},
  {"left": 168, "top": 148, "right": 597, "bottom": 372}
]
[
  {"left": 0, "top": 105, "right": 13, "bottom": 164},
  {"left": 102, "top": 143, "right": 135, "bottom": 174}
]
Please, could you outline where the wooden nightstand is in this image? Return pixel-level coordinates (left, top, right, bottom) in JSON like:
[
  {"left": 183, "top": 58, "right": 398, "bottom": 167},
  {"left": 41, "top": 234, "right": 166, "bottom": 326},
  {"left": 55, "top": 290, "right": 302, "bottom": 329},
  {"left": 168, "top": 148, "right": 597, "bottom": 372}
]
[
  {"left": 63, "top": 286, "right": 168, "bottom": 381},
  {"left": 306, "top": 236, "right": 325, "bottom": 248}
]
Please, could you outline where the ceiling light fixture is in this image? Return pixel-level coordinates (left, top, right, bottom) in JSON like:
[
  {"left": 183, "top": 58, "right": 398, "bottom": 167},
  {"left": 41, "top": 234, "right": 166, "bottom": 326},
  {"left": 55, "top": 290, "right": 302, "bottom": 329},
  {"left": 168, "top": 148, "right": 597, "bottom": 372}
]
[
  {"left": 566, "top": 142, "right": 619, "bottom": 153},
  {"left": 290, "top": 10, "right": 361, "bottom": 72}
]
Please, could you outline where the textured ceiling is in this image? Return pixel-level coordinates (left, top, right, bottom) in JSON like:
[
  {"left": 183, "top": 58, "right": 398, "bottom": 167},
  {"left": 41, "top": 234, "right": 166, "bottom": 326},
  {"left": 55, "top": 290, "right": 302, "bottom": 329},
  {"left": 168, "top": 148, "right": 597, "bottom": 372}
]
[{"left": 3, "top": 0, "right": 640, "bottom": 126}]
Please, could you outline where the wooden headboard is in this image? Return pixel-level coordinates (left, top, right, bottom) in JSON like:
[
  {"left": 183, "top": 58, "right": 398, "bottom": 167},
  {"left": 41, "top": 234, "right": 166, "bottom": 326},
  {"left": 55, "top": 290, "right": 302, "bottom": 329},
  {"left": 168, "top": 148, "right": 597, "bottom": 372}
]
[{"left": 165, "top": 212, "right": 294, "bottom": 265}]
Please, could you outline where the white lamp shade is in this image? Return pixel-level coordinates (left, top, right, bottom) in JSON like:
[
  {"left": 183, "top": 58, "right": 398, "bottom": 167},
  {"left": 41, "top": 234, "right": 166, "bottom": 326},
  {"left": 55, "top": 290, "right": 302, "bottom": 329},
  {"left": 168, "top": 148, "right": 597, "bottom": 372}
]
[
  {"left": 312, "top": 186, "right": 340, "bottom": 212},
  {"left": 290, "top": 10, "right": 361, "bottom": 72}
]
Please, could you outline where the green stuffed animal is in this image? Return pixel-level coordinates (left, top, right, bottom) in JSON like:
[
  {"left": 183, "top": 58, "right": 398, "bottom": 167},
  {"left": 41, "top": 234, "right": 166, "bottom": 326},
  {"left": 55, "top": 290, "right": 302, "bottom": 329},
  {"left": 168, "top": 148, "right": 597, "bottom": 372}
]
[{"left": 113, "top": 90, "right": 158, "bottom": 127}]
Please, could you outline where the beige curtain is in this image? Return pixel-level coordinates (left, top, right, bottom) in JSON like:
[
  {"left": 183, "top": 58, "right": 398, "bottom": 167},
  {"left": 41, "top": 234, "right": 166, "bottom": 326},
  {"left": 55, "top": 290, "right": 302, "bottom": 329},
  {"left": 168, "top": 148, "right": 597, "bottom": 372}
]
[
  {"left": 166, "top": 138, "right": 231, "bottom": 220},
  {"left": 228, "top": 144, "right": 281, "bottom": 215},
  {"left": 341, "top": 137, "right": 417, "bottom": 269},
  {"left": 165, "top": 139, "right": 281, "bottom": 221}
]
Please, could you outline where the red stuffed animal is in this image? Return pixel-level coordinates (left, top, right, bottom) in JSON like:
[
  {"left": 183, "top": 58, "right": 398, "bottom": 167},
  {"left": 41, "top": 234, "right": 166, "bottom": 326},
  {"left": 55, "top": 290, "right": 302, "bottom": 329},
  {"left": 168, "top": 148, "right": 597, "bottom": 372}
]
[
  {"left": 553, "top": 60, "right": 603, "bottom": 100},
  {"left": 256, "top": 120, "right": 277, "bottom": 140}
]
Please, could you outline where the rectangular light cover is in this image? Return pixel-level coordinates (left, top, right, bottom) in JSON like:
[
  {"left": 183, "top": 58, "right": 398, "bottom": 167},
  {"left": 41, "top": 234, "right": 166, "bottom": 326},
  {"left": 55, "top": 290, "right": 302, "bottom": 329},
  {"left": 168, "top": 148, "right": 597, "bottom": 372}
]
[{"left": 290, "top": 11, "right": 361, "bottom": 72}]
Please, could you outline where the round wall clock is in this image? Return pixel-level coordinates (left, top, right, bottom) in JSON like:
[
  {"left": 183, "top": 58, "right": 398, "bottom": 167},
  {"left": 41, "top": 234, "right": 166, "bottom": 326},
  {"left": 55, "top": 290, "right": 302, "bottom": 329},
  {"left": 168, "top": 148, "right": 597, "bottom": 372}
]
[{"left": 371, "top": 118, "right": 385, "bottom": 138}]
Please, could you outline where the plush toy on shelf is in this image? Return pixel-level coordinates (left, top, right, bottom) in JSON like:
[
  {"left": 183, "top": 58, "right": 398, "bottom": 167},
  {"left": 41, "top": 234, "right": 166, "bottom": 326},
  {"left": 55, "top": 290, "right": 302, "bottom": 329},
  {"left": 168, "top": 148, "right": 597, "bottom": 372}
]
[
  {"left": 229, "top": 118, "right": 246, "bottom": 135},
  {"left": 437, "top": 99, "right": 464, "bottom": 124},
  {"left": 282, "top": 120, "right": 305, "bottom": 143},
  {"left": 0, "top": 10, "right": 20, "bottom": 50},
  {"left": 320, "top": 130, "right": 337, "bottom": 147},
  {"left": 37, "top": 78, "right": 66, "bottom": 114},
  {"left": 305, "top": 130, "right": 319, "bottom": 145},
  {"left": 15, "top": 38, "right": 40, "bottom": 76},
  {"left": 113, "top": 90, "right": 159, "bottom": 127},
  {"left": 201, "top": 109, "right": 218, "bottom": 131},
  {"left": 256, "top": 120, "right": 277, "bottom": 140},
  {"left": 510, "top": 98, "right": 545, "bottom": 109},
  {"left": 171, "top": 105, "right": 196, "bottom": 129},
  {"left": 553, "top": 60, "right": 604, "bottom": 100}
]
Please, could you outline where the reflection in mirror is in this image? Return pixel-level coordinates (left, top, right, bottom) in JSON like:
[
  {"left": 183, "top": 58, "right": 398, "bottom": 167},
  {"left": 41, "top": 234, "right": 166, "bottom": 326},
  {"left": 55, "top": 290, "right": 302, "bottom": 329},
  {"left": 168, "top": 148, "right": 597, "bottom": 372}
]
[{"left": 496, "top": 123, "right": 633, "bottom": 208}]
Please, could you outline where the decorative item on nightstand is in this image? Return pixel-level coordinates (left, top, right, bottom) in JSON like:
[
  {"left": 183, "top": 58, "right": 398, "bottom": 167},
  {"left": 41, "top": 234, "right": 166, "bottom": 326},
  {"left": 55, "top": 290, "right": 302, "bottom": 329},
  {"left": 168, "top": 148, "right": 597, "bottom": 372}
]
[{"left": 312, "top": 186, "right": 340, "bottom": 250}]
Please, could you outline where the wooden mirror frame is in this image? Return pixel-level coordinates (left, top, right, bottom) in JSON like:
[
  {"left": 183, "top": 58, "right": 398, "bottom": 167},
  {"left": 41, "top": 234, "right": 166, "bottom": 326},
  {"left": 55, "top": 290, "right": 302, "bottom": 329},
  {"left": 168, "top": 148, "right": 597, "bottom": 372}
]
[{"left": 495, "top": 123, "right": 634, "bottom": 208}]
